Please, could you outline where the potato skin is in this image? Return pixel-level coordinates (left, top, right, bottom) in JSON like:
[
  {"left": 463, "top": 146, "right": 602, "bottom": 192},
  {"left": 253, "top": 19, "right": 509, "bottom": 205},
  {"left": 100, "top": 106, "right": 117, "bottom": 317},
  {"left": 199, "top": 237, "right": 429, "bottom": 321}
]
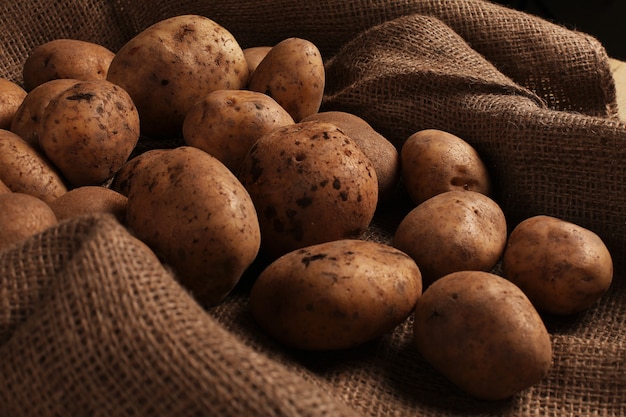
[
  {"left": 414, "top": 270, "right": 552, "bottom": 401},
  {"left": 0, "top": 192, "right": 58, "bottom": 251},
  {"left": 502, "top": 215, "right": 613, "bottom": 315},
  {"left": 110, "top": 148, "right": 170, "bottom": 196},
  {"left": 248, "top": 37, "right": 324, "bottom": 122},
  {"left": 401, "top": 129, "right": 491, "bottom": 205},
  {"left": 393, "top": 190, "right": 507, "bottom": 287},
  {"left": 48, "top": 185, "right": 128, "bottom": 223},
  {"left": 126, "top": 146, "right": 261, "bottom": 305},
  {"left": 182, "top": 89, "right": 294, "bottom": 173},
  {"left": 38, "top": 80, "right": 140, "bottom": 186},
  {"left": 243, "top": 46, "right": 272, "bottom": 83},
  {"left": 0, "top": 78, "right": 27, "bottom": 130},
  {"left": 238, "top": 120, "right": 378, "bottom": 260},
  {"left": 107, "top": 15, "right": 249, "bottom": 138},
  {"left": 0, "top": 178, "right": 11, "bottom": 194},
  {"left": 250, "top": 239, "right": 422, "bottom": 350},
  {"left": 0, "top": 129, "right": 67, "bottom": 204},
  {"left": 22, "top": 39, "right": 115, "bottom": 91}
]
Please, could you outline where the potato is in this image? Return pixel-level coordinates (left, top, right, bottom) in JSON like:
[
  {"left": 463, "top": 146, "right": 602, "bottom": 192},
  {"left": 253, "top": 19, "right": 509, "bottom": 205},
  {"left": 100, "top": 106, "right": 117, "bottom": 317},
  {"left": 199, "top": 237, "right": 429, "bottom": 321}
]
[
  {"left": 413, "top": 270, "right": 552, "bottom": 401},
  {"left": 0, "top": 78, "right": 27, "bottom": 130},
  {"left": 393, "top": 190, "right": 507, "bottom": 287},
  {"left": 400, "top": 129, "right": 491, "bottom": 205},
  {"left": 107, "top": 14, "right": 249, "bottom": 138},
  {"left": 22, "top": 39, "right": 115, "bottom": 91},
  {"left": 243, "top": 46, "right": 272, "bottom": 82},
  {"left": 248, "top": 37, "right": 324, "bottom": 122},
  {"left": 250, "top": 239, "right": 422, "bottom": 350},
  {"left": 182, "top": 89, "right": 294, "bottom": 173},
  {"left": 38, "top": 80, "right": 140, "bottom": 186},
  {"left": 48, "top": 185, "right": 128, "bottom": 223},
  {"left": 301, "top": 111, "right": 400, "bottom": 203},
  {"left": 0, "top": 192, "right": 58, "bottom": 252},
  {"left": 0, "top": 129, "right": 67, "bottom": 204},
  {"left": 0, "top": 178, "right": 11, "bottom": 194},
  {"left": 238, "top": 120, "right": 378, "bottom": 260},
  {"left": 502, "top": 215, "right": 613, "bottom": 315},
  {"left": 10, "top": 78, "right": 79, "bottom": 149},
  {"left": 126, "top": 146, "right": 261, "bottom": 305},
  {"left": 110, "top": 148, "right": 170, "bottom": 196}
]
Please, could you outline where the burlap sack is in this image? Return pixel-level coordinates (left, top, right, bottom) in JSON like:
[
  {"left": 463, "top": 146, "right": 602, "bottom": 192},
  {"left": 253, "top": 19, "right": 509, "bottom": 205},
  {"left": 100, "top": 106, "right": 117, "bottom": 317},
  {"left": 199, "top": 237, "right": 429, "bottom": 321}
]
[{"left": 2, "top": 0, "right": 626, "bottom": 416}]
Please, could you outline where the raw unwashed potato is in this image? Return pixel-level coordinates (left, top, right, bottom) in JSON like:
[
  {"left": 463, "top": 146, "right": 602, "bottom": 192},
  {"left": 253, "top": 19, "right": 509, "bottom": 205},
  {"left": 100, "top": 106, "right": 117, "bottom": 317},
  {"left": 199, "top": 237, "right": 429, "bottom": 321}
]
[
  {"left": 110, "top": 148, "right": 170, "bottom": 196},
  {"left": 401, "top": 129, "right": 491, "bottom": 205},
  {"left": 10, "top": 78, "right": 79, "bottom": 149},
  {"left": 107, "top": 14, "right": 249, "bottom": 138},
  {"left": 0, "top": 178, "right": 10, "bottom": 194},
  {"left": 414, "top": 270, "right": 552, "bottom": 401},
  {"left": 48, "top": 186, "right": 128, "bottom": 223},
  {"left": 250, "top": 239, "right": 422, "bottom": 350},
  {"left": 0, "top": 192, "right": 58, "bottom": 252},
  {"left": 126, "top": 146, "right": 261, "bottom": 305},
  {"left": 22, "top": 39, "right": 115, "bottom": 91},
  {"left": 301, "top": 111, "right": 400, "bottom": 202},
  {"left": 0, "top": 78, "right": 27, "bottom": 130},
  {"left": 393, "top": 190, "right": 507, "bottom": 287},
  {"left": 248, "top": 37, "right": 324, "bottom": 122},
  {"left": 38, "top": 80, "right": 140, "bottom": 186},
  {"left": 502, "top": 215, "right": 613, "bottom": 315},
  {"left": 0, "top": 129, "right": 67, "bottom": 204},
  {"left": 238, "top": 120, "right": 378, "bottom": 260},
  {"left": 243, "top": 46, "right": 272, "bottom": 82},
  {"left": 183, "top": 89, "right": 294, "bottom": 173}
]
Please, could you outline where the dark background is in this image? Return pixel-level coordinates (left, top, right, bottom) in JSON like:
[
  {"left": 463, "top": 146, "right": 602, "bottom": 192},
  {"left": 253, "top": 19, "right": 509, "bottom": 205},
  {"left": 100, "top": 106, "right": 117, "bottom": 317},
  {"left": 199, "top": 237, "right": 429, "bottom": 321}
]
[{"left": 495, "top": 0, "right": 625, "bottom": 60}]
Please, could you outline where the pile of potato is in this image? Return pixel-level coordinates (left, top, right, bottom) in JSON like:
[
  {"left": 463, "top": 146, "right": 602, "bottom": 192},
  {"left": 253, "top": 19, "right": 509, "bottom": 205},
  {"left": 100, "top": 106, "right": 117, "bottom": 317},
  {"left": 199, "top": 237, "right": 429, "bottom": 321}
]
[{"left": 0, "top": 14, "right": 615, "bottom": 402}]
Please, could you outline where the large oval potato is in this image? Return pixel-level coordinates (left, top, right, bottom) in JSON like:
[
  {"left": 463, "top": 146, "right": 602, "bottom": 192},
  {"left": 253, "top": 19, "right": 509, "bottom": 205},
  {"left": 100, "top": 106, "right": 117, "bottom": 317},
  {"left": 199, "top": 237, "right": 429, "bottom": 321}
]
[
  {"left": 48, "top": 185, "right": 128, "bottom": 223},
  {"left": 126, "top": 146, "right": 261, "bottom": 305},
  {"left": 22, "top": 39, "right": 115, "bottom": 91},
  {"left": 250, "top": 239, "right": 422, "bottom": 350},
  {"left": 0, "top": 129, "right": 67, "bottom": 204},
  {"left": 414, "top": 270, "right": 552, "bottom": 401},
  {"left": 107, "top": 14, "right": 249, "bottom": 138},
  {"left": 182, "top": 89, "right": 294, "bottom": 173},
  {"left": 393, "top": 190, "right": 507, "bottom": 287},
  {"left": 0, "top": 192, "right": 58, "bottom": 252},
  {"left": 38, "top": 80, "right": 140, "bottom": 186},
  {"left": 238, "top": 120, "right": 378, "bottom": 260},
  {"left": 502, "top": 215, "right": 613, "bottom": 315},
  {"left": 0, "top": 78, "right": 27, "bottom": 130},
  {"left": 248, "top": 37, "right": 324, "bottom": 122}
]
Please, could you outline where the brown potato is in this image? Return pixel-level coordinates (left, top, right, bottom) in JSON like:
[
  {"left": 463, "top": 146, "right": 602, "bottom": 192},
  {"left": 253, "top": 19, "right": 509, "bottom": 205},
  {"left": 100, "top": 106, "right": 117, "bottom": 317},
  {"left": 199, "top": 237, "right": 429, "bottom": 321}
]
[
  {"left": 182, "top": 89, "right": 294, "bottom": 173},
  {"left": 0, "top": 78, "right": 27, "bottom": 130},
  {"left": 250, "top": 239, "right": 422, "bottom": 350},
  {"left": 0, "top": 192, "right": 58, "bottom": 252},
  {"left": 0, "top": 129, "right": 67, "bottom": 204},
  {"left": 22, "top": 39, "right": 115, "bottom": 91},
  {"left": 413, "top": 270, "right": 552, "bottom": 401},
  {"left": 48, "top": 185, "right": 128, "bottom": 223},
  {"left": 301, "top": 111, "right": 400, "bottom": 203},
  {"left": 109, "top": 149, "right": 170, "bottom": 196},
  {"left": 0, "top": 178, "right": 11, "bottom": 194},
  {"left": 393, "top": 190, "right": 507, "bottom": 287},
  {"left": 126, "top": 146, "right": 261, "bottom": 305},
  {"left": 107, "top": 14, "right": 249, "bottom": 138},
  {"left": 248, "top": 37, "right": 324, "bottom": 122},
  {"left": 502, "top": 215, "right": 613, "bottom": 315},
  {"left": 243, "top": 46, "right": 272, "bottom": 82},
  {"left": 238, "top": 120, "right": 378, "bottom": 260},
  {"left": 10, "top": 78, "right": 79, "bottom": 149},
  {"left": 401, "top": 129, "right": 491, "bottom": 205},
  {"left": 38, "top": 80, "right": 140, "bottom": 186}
]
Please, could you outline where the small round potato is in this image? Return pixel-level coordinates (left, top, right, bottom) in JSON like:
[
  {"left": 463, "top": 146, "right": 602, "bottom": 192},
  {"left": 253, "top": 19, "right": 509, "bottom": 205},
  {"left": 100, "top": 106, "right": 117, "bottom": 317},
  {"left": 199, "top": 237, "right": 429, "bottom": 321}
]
[
  {"left": 182, "top": 89, "right": 294, "bottom": 173},
  {"left": 502, "top": 215, "right": 613, "bottom": 315},
  {"left": 38, "top": 80, "right": 140, "bottom": 186},
  {"left": 301, "top": 111, "right": 400, "bottom": 203},
  {"left": 22, "top": 39, "right": 115, "bottom": 91},
  {"left": 243, "top": 46, "right": 272, "bottom": 82},
  {"left": 393, "top": 190, "right": 507, "bottom": 287},
  {"left": 0, "top": 192, "right": 58, "bottom": 252},
  {"left": 250, "top": 239, "right": 422, "bottom": 350},
  {"left": 126, "top": 146, "right": 261, "bottom": 305},
  {"left": 48, "top": 185, "right": 128, "bottom": 223},
  {"left": 238, "top": 120, "right": 378, "bottom": 260},
  {"left": 0, "top": 129, "right": 67, "bottom": 204},
  {"left": 10, "top": 78, "right": 79, "bottom": 149},
  {"left": 401, "top": 129, "right": 491, "bottom": 205},
  {"left": 107, "top": 14, "right": 249, "bottom": 138},
  {"left": 0, "top": 78, "right": 27, "bottom": 130},
  {"left": 248, "top": 37, "right": 324, "bottom": 122},
  {"left": 414, "top": 270, "right": 552, "bottom": 401}
]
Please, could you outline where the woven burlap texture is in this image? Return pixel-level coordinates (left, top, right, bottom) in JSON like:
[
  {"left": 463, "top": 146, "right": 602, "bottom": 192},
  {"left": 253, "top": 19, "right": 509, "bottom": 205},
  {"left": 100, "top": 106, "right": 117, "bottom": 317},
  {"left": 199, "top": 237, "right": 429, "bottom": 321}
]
[{"left": 2, "top": 0, "right": 626, "bottom": 416}]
